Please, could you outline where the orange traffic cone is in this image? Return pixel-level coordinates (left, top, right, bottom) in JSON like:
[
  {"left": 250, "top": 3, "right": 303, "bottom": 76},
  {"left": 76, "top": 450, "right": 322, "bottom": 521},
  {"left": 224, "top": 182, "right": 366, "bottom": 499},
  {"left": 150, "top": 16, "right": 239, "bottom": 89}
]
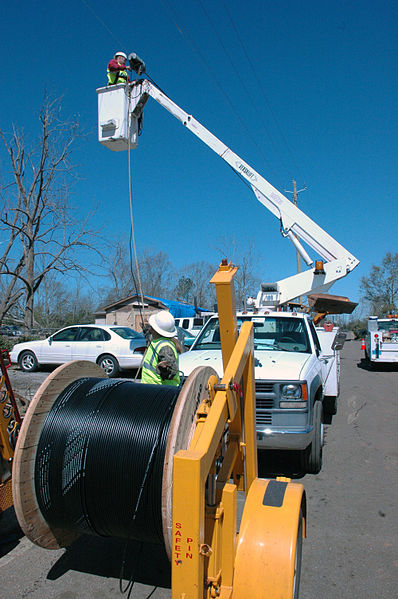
[{"left": 361, "top": 338, "right": 365, "bottom": 350}]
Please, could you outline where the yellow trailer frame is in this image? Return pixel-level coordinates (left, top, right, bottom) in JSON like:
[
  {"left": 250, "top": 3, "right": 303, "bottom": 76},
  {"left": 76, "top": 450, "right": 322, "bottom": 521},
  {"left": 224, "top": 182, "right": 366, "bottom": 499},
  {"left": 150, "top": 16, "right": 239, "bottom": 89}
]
[{"left": 172, "top": 261, "right": 306, "bottom": 599}]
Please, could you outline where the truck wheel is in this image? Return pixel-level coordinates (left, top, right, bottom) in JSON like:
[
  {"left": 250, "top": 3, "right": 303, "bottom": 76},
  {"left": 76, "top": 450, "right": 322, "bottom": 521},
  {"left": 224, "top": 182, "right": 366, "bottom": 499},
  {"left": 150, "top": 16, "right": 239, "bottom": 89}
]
[
  {"left": 302, "top": 401, "right": 323, "bottom": 474},
  {"left": 18, "top": 350, "right": 39, "bottom": 372},
  {"left": 365, "top": 350, "right": 375, "bottom": 369},
  {"left": 97, "top": 354, "right": 119, "bottom": 377},
  {"left": 324, "top": 395, "right": 337, "bottom": 416}
]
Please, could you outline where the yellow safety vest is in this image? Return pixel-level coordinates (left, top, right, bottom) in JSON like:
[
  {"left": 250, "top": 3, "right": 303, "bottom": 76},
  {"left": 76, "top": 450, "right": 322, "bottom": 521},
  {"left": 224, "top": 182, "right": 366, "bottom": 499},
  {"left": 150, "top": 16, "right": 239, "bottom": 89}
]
[
  {"left": 141, "top": 338, "right": 180, "bottom": 386},
  {"left": 107, "top": 68, "right": 129, "bottom": 85}
]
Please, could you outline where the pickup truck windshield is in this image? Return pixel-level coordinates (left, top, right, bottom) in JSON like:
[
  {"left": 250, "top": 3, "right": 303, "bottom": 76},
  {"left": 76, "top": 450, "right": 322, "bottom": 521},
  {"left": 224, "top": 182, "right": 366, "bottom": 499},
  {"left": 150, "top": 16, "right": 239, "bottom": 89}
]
[{"left": 193, "top": 316, "right": 311, "bottom": 353}]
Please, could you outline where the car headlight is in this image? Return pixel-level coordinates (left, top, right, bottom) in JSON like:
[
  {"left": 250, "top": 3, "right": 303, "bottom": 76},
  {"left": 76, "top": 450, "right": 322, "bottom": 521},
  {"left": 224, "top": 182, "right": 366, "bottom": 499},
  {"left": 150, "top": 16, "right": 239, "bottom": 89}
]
[{"left": 281, "top": 383, "right": 302, "bottom": 399}]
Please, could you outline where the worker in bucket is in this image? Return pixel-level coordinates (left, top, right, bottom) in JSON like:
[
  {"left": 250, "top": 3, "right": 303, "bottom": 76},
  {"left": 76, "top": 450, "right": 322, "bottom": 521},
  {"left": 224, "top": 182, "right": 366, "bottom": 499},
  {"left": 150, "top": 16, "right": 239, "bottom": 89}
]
[
  {"left": 141, "top": 311, "right": 181, "bottom": 386},
  {"left": 107, "top": 51, "right": 131, "bottom": 85}
]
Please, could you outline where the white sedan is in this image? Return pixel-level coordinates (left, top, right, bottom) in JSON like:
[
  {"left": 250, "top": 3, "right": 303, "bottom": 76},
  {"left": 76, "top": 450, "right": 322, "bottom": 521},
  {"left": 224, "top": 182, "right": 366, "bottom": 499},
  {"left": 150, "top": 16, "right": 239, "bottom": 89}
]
[{"left": 10, "top": 324, "right": 147, "bottom": 377}]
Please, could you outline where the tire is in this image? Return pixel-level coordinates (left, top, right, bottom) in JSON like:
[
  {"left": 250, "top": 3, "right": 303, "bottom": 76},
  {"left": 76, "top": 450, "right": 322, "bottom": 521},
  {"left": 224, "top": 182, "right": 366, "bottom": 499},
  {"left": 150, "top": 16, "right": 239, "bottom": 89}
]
[
  {"left": 324, "top": 395, "right": 337, "bottom": 416},
  {"left": 18, "top": 350, "right": 39, "bottom": 372},
  {"left": 301, "top": 400, "right": 323, "bottom": 474},
  {"left": 97, "top": 354, "right": 119, "bottom": 377},
  {"left": 364, "top": 348, "right": 375, "bottom": 369},
  {"left": 293, "top": 510, "right": 304, "bottom": 599}
]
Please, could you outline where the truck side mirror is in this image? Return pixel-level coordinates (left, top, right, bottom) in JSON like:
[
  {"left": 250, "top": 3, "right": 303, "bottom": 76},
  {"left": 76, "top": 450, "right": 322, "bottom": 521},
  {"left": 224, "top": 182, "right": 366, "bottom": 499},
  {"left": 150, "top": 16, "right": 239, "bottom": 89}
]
[{"left": 332, "top": 332, "right": 346, "bottom": 351}]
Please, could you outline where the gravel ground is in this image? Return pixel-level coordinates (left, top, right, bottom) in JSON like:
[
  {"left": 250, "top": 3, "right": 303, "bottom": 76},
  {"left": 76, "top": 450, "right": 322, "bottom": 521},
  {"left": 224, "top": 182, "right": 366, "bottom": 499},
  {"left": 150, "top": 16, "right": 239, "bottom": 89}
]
[
  {"left": 7, "top": 365, "right": 140, "bottom": 416},
  {"left": 7, "top": 366, "right": 53, "bottom": 416}
]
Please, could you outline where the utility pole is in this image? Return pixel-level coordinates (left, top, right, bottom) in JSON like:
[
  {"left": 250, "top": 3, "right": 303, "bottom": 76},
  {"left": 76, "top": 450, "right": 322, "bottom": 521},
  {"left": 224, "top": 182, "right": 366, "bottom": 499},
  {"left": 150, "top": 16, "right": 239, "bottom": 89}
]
[
  {"left": 292, "top": 181, "right": 301, "bottom": 275},
  {"left": 285, "top": 180, "right": 307, "bottom": 305}
]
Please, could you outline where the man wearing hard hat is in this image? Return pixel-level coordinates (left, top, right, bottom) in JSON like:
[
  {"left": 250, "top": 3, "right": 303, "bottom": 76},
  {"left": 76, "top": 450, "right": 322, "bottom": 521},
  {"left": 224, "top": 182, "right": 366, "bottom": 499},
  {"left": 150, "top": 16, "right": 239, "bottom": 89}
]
[
  {"left": 107, "top": 51, "right": 131, "bottom": 85},
  {"left": 141, "top": 311, "right": 181, "bottom": 386}
]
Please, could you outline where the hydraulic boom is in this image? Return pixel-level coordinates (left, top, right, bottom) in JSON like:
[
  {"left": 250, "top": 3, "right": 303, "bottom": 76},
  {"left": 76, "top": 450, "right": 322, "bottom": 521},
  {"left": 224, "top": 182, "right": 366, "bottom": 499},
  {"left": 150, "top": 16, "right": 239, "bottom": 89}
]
[{"left": 97, "top": 74, "right": 359, "bottom": 306}]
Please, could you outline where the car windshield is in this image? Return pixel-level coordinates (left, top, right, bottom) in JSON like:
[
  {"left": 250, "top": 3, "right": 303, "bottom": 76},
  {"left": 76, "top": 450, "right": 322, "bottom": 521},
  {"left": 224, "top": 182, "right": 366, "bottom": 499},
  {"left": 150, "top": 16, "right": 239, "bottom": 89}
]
[
  {"left": 110, "top": 327, "right": 143, "bottom": 339},
  {"left": 378, "top": 320, "right": 398, "bottom": 332},
  {"left": 193, "top": 316, "right": 311, "bottom": 353}
]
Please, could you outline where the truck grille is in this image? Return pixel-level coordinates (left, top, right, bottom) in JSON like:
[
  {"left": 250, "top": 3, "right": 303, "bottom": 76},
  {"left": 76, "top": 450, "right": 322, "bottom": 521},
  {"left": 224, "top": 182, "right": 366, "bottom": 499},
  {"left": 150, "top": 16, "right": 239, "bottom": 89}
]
[
  {"left": 256, "top": 412, "right": 272, "bottom": 425},
  {"left": 255, "top": 380, "right": 276, "bottom": 417},
  {"left": 255, "top": 382, "right": 274, "bottom": 393},
  {"left": 256, "top": 398, "right": 274, "bottom": 409}
]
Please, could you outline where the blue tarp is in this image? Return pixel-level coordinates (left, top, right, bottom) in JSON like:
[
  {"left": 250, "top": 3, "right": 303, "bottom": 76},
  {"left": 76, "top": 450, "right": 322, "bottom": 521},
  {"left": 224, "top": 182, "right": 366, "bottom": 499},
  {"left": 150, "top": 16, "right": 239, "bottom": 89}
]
[{"left": 147, "top": 296, "right": 209, "bottom": 318}]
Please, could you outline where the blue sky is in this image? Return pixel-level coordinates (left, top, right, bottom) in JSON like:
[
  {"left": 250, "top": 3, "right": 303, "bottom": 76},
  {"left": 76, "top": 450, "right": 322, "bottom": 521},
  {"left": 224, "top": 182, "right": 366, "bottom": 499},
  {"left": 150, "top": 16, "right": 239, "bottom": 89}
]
[{"left": 1, "top": 0, "right": 397, "bottom": 307}]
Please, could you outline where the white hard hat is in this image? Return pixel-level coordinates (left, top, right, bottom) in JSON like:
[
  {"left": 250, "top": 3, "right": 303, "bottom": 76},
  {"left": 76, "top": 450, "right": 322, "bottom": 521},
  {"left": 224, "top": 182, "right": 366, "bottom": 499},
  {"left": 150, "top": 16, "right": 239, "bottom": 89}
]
[
  {"left": 114, "top": 51, "right": 127, "bottom": 59},
  {"left": 149, "top": 311, "right": 177, "bottom": 338}
]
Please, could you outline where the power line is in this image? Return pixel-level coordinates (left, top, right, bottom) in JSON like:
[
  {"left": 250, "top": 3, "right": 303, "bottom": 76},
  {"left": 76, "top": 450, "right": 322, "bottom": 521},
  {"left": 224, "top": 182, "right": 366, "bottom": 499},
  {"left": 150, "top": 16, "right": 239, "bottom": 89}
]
[
  {"left": 80, "top": 0, "right": 124, "bottom": 47},
  {"left": 221, "top": 0, "right": 306, "bottom": 184},
  {"left": 160, "top": 0, "right": 280, "bottom": 179},
  {"left": 284, "top": 179, "right": 307, "bottom": 277},
  {"left": 198, "top": 0, "right": 293, "bottom": 182}
]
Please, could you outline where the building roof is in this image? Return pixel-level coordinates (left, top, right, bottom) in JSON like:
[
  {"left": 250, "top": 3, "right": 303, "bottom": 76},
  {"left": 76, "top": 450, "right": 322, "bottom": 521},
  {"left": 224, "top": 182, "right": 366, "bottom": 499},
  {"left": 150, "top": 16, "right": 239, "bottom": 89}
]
[
  {"left": 95, "top": 294, "right": 209, "bottom": 318},
  {"left": 94, "top": 294, "right": 166, "bottom": 316},
  {"left": 147, "top": 296, "right": 210, "bottom": 318}
]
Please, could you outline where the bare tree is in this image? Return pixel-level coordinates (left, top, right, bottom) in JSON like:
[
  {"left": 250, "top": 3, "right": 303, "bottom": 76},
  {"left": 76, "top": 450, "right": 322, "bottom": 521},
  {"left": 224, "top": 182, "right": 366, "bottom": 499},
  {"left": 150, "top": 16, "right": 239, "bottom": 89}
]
[
  {"left": 177, "top": 261, "right": 217, "bottom": 309},
  {"left": 103, "top": 238, "right": 134, "bottom": 303},
  {"left": 0, "top": 95, "right": 98, "bottom": 327},
  {"left": 214, "top": 235, "right": 261, "bottom": 310},
  {"left": 137, "top": 248, "right": 174, "bottom": 297},
  {"left": 33, "top": 272, "right": 95, "bottom": 330},
  {"left": 103, "top": 243, "right": 175, "bottom": 302},
  {"left": 174, "top": 275, "right": 194, "bottom": 303}
]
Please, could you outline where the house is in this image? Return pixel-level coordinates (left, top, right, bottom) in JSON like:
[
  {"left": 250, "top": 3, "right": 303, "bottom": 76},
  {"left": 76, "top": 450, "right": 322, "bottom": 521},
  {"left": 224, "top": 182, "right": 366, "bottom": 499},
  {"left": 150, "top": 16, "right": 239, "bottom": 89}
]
[{"left": 94, "top": 294, "right": 207, "bottom": 332}]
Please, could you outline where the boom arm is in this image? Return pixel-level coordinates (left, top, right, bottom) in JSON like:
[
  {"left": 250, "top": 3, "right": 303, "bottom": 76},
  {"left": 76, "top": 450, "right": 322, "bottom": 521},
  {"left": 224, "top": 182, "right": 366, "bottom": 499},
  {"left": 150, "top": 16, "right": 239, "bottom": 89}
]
[{"left": 98, "top": 78, "right": 359, "bottom": 304}]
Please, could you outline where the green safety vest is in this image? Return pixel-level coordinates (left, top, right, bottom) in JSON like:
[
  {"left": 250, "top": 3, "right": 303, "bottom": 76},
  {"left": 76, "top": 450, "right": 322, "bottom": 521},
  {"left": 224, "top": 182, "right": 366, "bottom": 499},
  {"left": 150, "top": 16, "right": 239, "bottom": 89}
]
[
  {"left": 141, "top": 338, "right": 180, "bottom": 386},
  {"left": 107, "top": 68, "right": 129, "bottom": 85}
]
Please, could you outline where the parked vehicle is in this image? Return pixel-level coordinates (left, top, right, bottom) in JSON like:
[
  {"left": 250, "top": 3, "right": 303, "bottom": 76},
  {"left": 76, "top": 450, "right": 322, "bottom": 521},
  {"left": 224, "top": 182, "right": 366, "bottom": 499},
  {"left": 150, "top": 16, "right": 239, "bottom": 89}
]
[
  {"left": 364, "top": 315, "right": 398, "bottom": 365},
  {"left": 174, "top": 316, "right": 206, "bottom": 337},
  {"left": 0, "top": 325, "right": 23, "bottom": 337},
  {"left": 10, "top": 324, "right": 147, "bottom": 377},
  {"left": 176, "top": 326, "right": 196, "bottom": 349},
  {"left": 179, "top": 312, "right": 345, "bottom": 474}
]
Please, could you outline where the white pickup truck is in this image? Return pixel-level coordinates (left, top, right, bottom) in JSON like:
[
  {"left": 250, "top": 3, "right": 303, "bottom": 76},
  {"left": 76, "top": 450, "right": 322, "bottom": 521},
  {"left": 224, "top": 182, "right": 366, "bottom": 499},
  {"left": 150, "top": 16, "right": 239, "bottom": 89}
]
[
  {"left": 365, "top": 315, "right": 398, "bottom": 365},
  {"left": 179, "top": 311, "right": 345, "bottom": 474}
]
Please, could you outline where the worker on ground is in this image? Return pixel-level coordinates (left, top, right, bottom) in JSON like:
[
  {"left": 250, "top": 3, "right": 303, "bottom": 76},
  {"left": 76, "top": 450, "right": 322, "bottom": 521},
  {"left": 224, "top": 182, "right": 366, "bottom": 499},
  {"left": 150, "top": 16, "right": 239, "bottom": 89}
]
[
  {"left": 107, "top": 51, "right": 131, "bottom": 85},
  {"left": 141, "top": 311, "right": 181, "bottom": 386}
]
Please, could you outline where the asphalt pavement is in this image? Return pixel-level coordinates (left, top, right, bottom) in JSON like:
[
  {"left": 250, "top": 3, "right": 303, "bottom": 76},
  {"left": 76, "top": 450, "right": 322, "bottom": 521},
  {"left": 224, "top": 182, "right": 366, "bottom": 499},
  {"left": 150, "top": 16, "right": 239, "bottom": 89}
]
[{"left": 1, "top": 341, "right": 397, "bottom": 598}]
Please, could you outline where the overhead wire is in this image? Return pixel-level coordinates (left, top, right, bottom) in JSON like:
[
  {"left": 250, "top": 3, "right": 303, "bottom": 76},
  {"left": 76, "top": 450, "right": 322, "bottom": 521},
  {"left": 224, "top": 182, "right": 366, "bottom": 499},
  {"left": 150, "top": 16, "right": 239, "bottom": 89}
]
[
  {"left": 80, "top": 0, "right": 149, "bottom": 344},
  {"left": 80, "top": 0, "right": 124, "bottom": 47},
  {"left": 160, "top": 0, "right": 282, "bottom": 181},
  {"left": 220, "top": 0, "right": 307, "bottom": 185},
  {"left": 127, "top": 82, "right": 146, "bottom": 325},
  {"left": 197, "top": 0, "right": 293, "bottom": 183}
]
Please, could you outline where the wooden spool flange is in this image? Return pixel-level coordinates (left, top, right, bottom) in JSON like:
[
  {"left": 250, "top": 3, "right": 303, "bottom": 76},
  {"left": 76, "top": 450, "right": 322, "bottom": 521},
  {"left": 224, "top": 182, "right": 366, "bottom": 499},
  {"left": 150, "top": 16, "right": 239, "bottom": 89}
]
[
  {"left": 12, "top": 360, "right": 106, "bottom": 549},
  {"left": 161, "top": 365, "right": 218, "bottom": 559},
  {"left": 12, "top": 362, "right": 217, "bottom": 556}
]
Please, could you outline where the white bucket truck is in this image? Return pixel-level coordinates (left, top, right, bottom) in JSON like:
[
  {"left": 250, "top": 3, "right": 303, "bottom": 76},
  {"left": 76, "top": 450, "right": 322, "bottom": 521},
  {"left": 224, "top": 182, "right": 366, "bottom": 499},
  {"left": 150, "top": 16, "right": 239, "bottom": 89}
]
[
  {"left": 97, "top": 58, "right": 359, "bottom": 474},
  {"left": 179, "top": 311, "right": 345, "bottom": 474},
  {"left": 365, "top": 315, "right": 398, "bottom": 364}
]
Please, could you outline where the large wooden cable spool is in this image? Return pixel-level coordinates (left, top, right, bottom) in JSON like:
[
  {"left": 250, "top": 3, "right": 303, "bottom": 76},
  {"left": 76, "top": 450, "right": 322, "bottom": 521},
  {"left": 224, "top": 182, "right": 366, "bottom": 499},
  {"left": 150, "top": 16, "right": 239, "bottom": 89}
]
[{"left": 12, "top": 361, "right": 217, "bottom": 559}]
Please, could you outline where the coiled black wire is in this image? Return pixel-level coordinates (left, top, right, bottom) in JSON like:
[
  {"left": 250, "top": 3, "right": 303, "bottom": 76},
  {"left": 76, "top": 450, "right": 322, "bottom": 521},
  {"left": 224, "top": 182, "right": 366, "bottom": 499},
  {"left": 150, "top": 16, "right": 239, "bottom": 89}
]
[{"left": 34, "top": 378, "right": 180, "bottom": 546}]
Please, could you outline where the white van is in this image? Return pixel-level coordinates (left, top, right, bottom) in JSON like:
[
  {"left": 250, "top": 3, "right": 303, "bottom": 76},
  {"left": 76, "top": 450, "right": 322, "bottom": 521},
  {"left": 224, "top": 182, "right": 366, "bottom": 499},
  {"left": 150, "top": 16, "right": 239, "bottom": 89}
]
[{"left": 174, "top": 316, "right": 207, "bottom": 337}]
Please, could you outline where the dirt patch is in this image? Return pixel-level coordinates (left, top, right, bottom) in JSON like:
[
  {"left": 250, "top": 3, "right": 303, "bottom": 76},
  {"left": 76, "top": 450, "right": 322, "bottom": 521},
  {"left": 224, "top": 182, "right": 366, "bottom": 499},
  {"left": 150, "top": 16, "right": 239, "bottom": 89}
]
[{"left": 7, "top": 366, "right": 52, "bottom": 415}]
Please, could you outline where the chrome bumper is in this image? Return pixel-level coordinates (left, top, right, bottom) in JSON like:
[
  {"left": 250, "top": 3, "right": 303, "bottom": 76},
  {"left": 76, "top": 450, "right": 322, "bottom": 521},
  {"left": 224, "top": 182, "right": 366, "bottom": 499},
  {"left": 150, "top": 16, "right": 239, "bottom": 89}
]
[{"left": 256, "top": 425, "right": 313, "bottom": 450}]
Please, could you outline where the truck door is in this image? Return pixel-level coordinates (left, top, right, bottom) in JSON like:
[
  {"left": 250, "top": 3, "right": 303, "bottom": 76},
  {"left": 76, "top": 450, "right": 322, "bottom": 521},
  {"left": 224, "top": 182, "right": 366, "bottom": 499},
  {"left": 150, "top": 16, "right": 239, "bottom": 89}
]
[{"left": 308, "top": 321, "right": 331, "bottom": 385}]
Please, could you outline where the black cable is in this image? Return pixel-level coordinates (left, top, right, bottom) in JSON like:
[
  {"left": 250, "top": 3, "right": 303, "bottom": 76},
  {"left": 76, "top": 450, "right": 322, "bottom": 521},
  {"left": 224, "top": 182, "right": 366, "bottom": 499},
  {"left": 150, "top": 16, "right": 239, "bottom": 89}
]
[{"left": 35, "top": 378, "right": 180, "bottom": 545}]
